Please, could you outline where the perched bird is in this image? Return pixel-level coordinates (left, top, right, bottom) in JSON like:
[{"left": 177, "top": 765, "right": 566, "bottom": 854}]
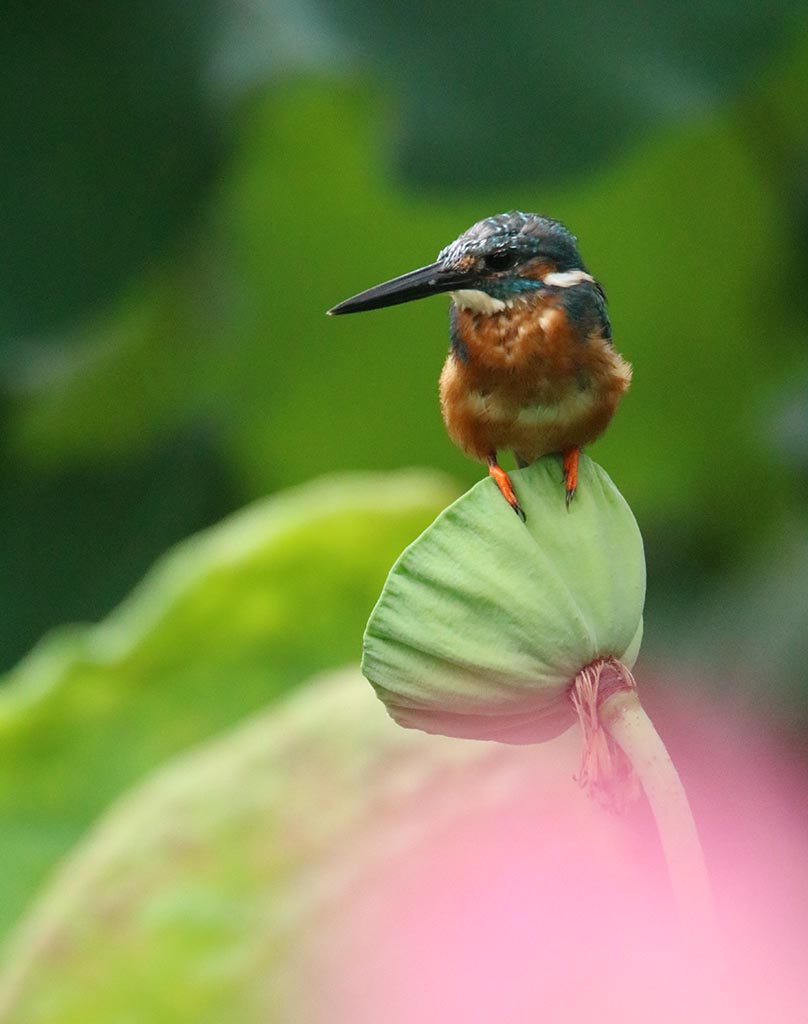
[{"left": 328, "top": 211, "right": 631, "bottom": 521}]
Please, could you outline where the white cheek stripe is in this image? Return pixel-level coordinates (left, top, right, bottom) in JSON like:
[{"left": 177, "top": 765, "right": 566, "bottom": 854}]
[
  {"left": 452, "top": 271, "right": 594, "bottom": 314},
  {"left": 542, "top": 270, "right": 594, "bottom": 288}
]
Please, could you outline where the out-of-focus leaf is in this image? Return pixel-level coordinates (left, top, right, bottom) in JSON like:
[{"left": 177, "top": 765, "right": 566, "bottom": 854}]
[
  {"left": 0, "top": 668, "right": 621, "bottom": 1024},
  {"left": 0, "top": 0, "right": 223, "bottom": 343},
  {"left": 317, "top": 0, "right": 806, "bottom": 186},
  {"left": 0, "top": 469, "right": 457, "bottom": 943},
  {"left": 0, "top": 424, "right": 239, "bottom": 671},
  {"left": 669, "top": 528, "right": 808, "bottom": 722}
]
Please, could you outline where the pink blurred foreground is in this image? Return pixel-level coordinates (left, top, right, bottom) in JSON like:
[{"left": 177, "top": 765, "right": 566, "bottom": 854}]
[{"left": 311, "top": 682, "right": 808, "bottom": 1023}]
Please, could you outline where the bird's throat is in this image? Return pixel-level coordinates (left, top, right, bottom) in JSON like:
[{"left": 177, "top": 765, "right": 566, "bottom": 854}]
[{"left": 450, "top": 289, "right": 509, "bottom": 314}]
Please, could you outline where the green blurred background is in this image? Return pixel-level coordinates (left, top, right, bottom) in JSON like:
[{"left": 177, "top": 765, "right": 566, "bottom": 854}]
[
  {"left": 4, "top": 0, "right": 808, "bottom": 681},
  {"left": 2, "top": 0, "right": 808, "bottom": 995}
]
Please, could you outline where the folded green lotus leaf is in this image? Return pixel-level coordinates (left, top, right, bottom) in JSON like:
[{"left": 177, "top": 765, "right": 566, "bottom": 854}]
[{"left": 363, "top": 455, "right": 645, "bottom": 743}]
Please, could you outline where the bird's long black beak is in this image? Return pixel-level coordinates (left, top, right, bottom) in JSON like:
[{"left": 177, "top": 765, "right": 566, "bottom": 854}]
[{"left": 327, "top": 261, "right": 468, "bottom": 315}]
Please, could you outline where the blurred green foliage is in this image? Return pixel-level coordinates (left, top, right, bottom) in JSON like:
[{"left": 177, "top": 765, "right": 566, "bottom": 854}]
[
  {"left": 0, "top": 471, "right": 455, "bottom": 944},
  {"left": 0, "top": 0, "right": 224, "bottom": 341},
  {"left": 318, "top": 0, "right": 805, "bottom": 185},
  {"left": 2, "top": 7, "right": 807, "bottom": 678}
]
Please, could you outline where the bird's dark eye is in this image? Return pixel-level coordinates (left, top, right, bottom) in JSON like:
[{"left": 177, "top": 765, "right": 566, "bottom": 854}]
[{"left": 483, "top": 250, "right": 517, "bottom": 272}]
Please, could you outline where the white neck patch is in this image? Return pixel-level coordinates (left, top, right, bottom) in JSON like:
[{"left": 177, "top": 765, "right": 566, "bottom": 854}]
[
  {"left": 451, "top": 289, "right": 508, "bottom": 314},
  {"left": 542, "top": 269, "right": 595, "bottom": 288}
]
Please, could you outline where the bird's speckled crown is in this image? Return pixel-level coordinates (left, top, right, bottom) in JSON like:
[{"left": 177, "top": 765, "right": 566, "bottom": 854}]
[{"left": 439, "top": 211, "right": 579, "bottom": 266}]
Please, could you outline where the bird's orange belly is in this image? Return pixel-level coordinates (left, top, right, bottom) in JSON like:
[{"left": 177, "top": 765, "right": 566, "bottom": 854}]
[
  {"left": 439, "top": 350, "right": 630, "bottom": 463},
  {"left": 440, "top": 372, "right": 616, "bottom": 461},
  {"left": 439, "top": 300, "right": 632, "bottom": 463}
]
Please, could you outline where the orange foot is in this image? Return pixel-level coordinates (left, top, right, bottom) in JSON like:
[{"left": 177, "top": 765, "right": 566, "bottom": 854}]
[
  {"left": 487, "top": 456, "right": 526, "bottom": 522},
  {"left": 562, "top": 446, "right": 580, "bottom": 509}
]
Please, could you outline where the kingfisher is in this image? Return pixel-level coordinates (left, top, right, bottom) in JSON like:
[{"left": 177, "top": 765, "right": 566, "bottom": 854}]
[{"left": 328, "top": 211, "right": 631, "bottom": 521}]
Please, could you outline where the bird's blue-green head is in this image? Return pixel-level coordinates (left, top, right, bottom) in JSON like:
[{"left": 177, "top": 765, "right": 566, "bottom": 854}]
[{"left": 328, "top": 211, "right": 589, "bottom": 317}]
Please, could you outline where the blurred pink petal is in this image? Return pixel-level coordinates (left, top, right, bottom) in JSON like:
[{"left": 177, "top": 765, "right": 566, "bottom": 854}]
[{"left": 310, "top": 678, "right": 808, "bottom": 1024}]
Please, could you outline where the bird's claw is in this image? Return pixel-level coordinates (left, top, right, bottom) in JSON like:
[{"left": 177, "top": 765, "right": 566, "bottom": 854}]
[
  {"left": 562, "top": 447, "right": 580, "bottom": 511},
  {"left": 487, "top": 458, "right": 527, "bottom": 523}
]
